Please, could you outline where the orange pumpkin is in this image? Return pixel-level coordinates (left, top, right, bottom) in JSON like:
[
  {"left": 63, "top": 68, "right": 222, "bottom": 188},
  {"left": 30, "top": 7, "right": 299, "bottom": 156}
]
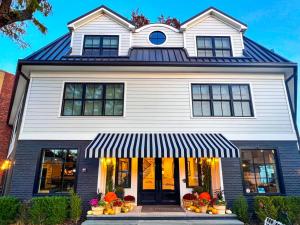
[
  {"left": 104, "top": 192, "right": 117, "bottom": 203},
  {"left": 199, "top": 192, "right": 211, "bottom": 201}
]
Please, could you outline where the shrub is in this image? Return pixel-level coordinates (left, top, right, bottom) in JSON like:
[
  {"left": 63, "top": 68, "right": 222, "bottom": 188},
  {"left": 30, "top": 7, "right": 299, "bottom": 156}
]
[
  {"left": 69, "top": 191, "right": 82, "bottom": 224},
  {"left": 0, "top": 196, "right": 21, "bottom": 225},
  {"left": 254, "top": 196, "right": 300, "bottom": 225},
  {"left": 29, "top": 196, "right": 68, "bottom": 225},
  {"left": 192, "top": 186, "right": 204, "bottom": 194},
  {"left": 233, "top": 195, "right": 249, "bottom": 224}
]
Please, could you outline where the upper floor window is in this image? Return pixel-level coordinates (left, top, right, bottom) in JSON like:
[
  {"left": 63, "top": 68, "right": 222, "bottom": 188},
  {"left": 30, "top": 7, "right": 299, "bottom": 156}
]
[
  {"left": 191, "top": 84, "right": 253, "bottom": 117},
  {"left": 149, "top": 31, "right": 166, "bottom": 45},
  {"left": 196, "top": 36, "right": 232, "bottom": 57},
  {"left": 37, "top": 149, "right": 77, "bottom": 194},
  {"left": 62, "top": 83, "right": 124, "bottom": 116},
  {"left": 241, "top": 150, "right": 280, "bottom": 194},
  {"left": 83, "top": 35, "right": 119, "bottom": 56}
]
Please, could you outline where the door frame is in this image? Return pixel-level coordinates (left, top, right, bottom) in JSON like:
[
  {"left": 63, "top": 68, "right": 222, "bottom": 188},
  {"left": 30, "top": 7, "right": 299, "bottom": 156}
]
[{"left": 137, "top": 158, "right": 180, "bottom": 205}]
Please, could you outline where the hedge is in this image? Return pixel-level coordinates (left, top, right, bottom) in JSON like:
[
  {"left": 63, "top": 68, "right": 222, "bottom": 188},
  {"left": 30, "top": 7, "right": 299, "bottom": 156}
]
[
  {"left": 254, "top": 196, "right": 300, "bottom": 225},
  {"left": 232, "top": 195, "right": 249, "bottom": 224},
  {"left": 0, "top": 196, "right": 21, "bottom": 225}
]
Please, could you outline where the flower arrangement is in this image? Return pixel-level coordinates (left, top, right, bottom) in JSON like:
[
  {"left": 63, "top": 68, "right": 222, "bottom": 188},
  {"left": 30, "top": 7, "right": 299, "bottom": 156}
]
[
  {"left": 104, "top": 192, "right": 117, "bottom": 203},
  {"left": 197, "top": 198, "right": 209, "bottom": 207},
  {"left": 182, "top": 193, "right": 197, "bottom": 201},
  {"left": 199, "top": 192, "right": 211, "bottom": 202},
  {"left": 124, "top": 195, "right": 135, "bottom": 202},
  {"left": 89, "top": 198, "right": 98, "bottom": 207},
  {"left": 213, "top": 190, "right": 226, "bottom": 206},
  {"left": 112, "top": 199, "right": 123, "bottom": 207},
  {"left": 98, "top": 200, "right": 106, "bottom": 207}
]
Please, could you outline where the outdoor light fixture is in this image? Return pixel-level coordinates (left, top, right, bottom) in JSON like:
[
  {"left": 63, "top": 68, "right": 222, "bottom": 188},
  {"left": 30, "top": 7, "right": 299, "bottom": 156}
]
[{"left": 1, "top": 160, "right": 12, "bottom": 171}]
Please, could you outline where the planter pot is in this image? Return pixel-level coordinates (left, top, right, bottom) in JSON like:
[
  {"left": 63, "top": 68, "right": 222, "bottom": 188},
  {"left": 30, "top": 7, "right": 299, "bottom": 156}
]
[
  {"left": 91, "top": 206, "right": 104, "bottom": 215},
  {"left": 124, "top": 201, "right": 135, "bottom": 211},
  {"left": 213, "top": 205, "right": 226, "bottom": 214},
  {"left": 200, "top": 205, "right": 208, "bottom": 213},
  {"left": 182, "top": 199, "right": 194, "bottom": 209},
  {"left": 113, "top": 206, "right": 122, "bottom": 214}
]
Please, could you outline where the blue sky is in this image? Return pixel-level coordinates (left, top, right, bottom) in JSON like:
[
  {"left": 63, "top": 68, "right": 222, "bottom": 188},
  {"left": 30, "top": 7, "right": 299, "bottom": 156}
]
[{"left": 1, "top": 0, "right": 300, "bottom": 121}]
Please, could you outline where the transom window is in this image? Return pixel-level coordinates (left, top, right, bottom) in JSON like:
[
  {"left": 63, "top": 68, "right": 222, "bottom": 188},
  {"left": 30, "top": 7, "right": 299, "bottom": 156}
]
[
  {"left": 241, "top": 150, "right": 280, "bottom": 194},
  {"left": 149, "top": 31, "right": 166, "bottom": 45},
  {"left": 62, "top": 83, "right": 124, "bottom": 116},
  {"left": 37, "top": 149, "right": 77, "bottom": 194},
  {"left": 191, "top": 84, "right": 253, "bottom": 117},
  {"left": 196, "top": 36, "right": 232, "bottom": 57},
  {"left": 83, "top": 35, "right": 119, "bottom": 56}
]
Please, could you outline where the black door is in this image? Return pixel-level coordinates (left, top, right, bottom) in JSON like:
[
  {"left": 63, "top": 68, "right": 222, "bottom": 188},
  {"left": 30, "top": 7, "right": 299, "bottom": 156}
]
[{"left": 138, "top": 158, "right": 180, "bottom": 205}]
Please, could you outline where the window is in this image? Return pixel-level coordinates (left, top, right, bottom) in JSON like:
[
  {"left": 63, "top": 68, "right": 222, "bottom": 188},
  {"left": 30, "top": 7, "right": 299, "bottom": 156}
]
[
  {"left": 196, "top": 36, "right": 232, "bottom": 57},
  {"left": 37, "top": 149, "right": 77, "bottom": 194},
  {"left": 115, "top": 158, "right": 131, "bottom": 188},
  {"left": 62, "top": 83, "right": 124, "bottom": 116},
  {"left": 149, "top": 31, "right": 166, "bottom": 45},
  {"left": 241, "top": 150, "right": 280, "bottom": 194},
  {"left": 191, "top": 84, "right": 253, "bottom": 117},
  {"left": 83, "top": 35, "right": 119, "bottom": 56}
]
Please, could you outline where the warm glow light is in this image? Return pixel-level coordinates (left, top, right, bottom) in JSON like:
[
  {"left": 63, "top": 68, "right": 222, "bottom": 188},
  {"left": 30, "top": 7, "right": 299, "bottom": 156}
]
[
  {"left": 242, "top": 163, "right": 246, "bottom": 167},
  {"left": 1, "top": 160, "right": 12, "bottom": 171}
]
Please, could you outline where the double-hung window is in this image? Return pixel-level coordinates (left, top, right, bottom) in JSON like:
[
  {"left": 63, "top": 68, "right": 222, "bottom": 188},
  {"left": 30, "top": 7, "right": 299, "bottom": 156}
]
[
  {"left": 196, "top": 36, "right": 232, "bottom": 57},
  {"left": 241, "top": 150, "right": 280, "bottom": 194},
  {"left": 62, "top": 83, "right": 124, "bottom": 116},
  {"left": 191, "top": 84, "right": 253, "bottom": 117},
  {"left": 83, "top": 35, "right": 119, "bottom": 56}
]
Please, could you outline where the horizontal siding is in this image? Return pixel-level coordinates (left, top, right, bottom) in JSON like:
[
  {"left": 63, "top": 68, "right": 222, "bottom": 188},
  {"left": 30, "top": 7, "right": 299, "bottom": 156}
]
[
  {"left": 184, "top": 16, "right": 244, "bottom": 57},
  {"left": 71, "top": 14, "right": 131, "bottom": 56},
  {"left": 19, "top": 73, "right": 296, "bottom": 140},
  {"left": 132, "top": 26, "right": 183, "bottom": 47}
]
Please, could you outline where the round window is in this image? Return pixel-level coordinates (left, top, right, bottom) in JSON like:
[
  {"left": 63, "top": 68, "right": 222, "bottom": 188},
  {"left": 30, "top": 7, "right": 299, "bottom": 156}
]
[{"left": 149, "top": 31, "right": 166, "bottom": 45}]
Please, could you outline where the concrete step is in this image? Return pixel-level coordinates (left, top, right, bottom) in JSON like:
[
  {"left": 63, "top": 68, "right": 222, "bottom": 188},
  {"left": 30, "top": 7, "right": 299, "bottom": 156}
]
[{"left": 82, "top": 219, "right": 244, "bottom": 225}]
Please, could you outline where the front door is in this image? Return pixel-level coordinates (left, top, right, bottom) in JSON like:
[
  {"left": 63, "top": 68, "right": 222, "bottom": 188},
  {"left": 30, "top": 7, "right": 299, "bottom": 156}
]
[{"left": 138, "top": 158, "right": 180, "bottom": 205}]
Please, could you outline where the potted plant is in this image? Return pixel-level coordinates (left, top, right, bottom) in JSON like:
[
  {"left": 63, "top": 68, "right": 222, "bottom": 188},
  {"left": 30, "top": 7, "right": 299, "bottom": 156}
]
[
  {"left": 182, "top": 193, "right": 197, "bottom": 209},
  {"left": 192, "top": 186, "right": 204, "bottom": 198},
  {"left": 104, "top": 192, "right": 117, "bottom": 203},
  {"left": 112, "top": 198, "right": 123, "bottom": 214},
  {"left": 213, "top": 190, "right": 226, "bottom": 214},
  {"left": 114, "top": 186, "right": 125, "bottom": 199},
  {"left": 124, "top": 195, "right": 135, "bottom": 211},
  {"left": 196, "top": 198, "right": 209, "bottom": 213},
  {"left": 90, "top": 198, "right": 106, "bottom": 215}
]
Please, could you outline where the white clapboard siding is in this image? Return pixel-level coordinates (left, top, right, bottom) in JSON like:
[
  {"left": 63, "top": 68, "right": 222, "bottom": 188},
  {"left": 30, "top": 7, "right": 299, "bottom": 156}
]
[
  {"left": 71, "top": 14, "right": 131, "bottom": 56},
  {"left": 19, "top": 73, "right": 296, "bottom": 141},
  {"left": 184, "top": 16, "right": 244, "bottom": 57},
  {"left": 132, "top": 26, "right": 184, "bottom": 47}
]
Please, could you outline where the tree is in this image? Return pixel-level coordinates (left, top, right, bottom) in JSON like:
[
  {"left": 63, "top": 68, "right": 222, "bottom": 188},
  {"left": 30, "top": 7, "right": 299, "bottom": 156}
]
[
  {"left": 0, "top": 0, "right": 52, "bottom": 47},
  {"left": 131, "top": 9, "right": 150, "bottom": 28},
  {"left": 158, "top": 14, "right": 180, "bottom": 29}
]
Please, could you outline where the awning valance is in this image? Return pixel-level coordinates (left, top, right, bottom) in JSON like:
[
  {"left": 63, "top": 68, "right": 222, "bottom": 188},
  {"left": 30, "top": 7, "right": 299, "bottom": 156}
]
[{"left": 85, "top": 133, "right": 239, "bottom": 158}]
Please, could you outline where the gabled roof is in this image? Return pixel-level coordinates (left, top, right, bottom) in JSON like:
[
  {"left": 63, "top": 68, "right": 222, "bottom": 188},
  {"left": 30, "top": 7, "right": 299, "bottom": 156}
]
[
  {"left": 181, "top": 7, "right": 247, "bottom": 31},
  {"left": 67, "top": 5, "right": 135, "bottom": 30},
  {"left": 22, "top": 33, "right": 293, "bottom": 66}
]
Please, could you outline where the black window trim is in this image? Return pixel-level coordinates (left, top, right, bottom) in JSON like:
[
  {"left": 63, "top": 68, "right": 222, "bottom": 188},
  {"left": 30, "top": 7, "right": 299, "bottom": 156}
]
[
  {"left": 33, "top": 148, "right": 79, "bottom": 196},
  {"left": 191, "top": 83, "right": 254, "bottom": 118},
  {"left": 239, "top": 148, "right": 284, "bottom": 196},
  {"left": 115, "top": 158, "right": 132, "bottom": 188},
  {"left": 61, "top": 82, "right": 125, "bottom": 117},
  {"left": 196, "top": 36, "right": 233, "bottom": 57},
  {"left": 82, "top": 35, "right": 120, "bottom": 57},
  {"left": 185, "top": 158, "right": 202, "bottom": 188}
]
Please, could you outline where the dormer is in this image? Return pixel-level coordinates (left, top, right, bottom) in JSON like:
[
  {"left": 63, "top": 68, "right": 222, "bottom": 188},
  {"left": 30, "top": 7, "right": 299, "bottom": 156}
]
[
  {"left": 181, "top": 7, "right": 248, "bottom": 57},
  {"left": 67, "top": 5, "right": 135, "bottom": 56}
]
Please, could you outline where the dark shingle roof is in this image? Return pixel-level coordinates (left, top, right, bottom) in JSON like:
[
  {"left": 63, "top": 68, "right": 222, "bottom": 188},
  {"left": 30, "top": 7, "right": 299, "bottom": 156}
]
[{"left": 22, "top": 33, "right": 293, "bottom": 66}]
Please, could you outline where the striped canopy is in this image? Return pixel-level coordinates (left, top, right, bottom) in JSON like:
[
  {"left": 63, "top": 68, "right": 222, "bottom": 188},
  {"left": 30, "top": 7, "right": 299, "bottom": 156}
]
[{"left": 85, "top": 133, "right": 239, "bottom": 158}]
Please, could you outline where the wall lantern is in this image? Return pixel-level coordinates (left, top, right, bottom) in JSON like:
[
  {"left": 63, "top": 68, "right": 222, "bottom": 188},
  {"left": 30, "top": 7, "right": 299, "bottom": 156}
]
[{"left": 1, "top": 160, "right": 12, "bottom": 171}]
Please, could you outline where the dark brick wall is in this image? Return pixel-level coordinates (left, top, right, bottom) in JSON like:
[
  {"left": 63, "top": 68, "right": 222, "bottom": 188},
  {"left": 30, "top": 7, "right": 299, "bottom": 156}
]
[
  {"left": 0, "top": 72, "right": 15, "bottom": 186},
  {"left": 223, "top": 140, "right": 300, "bottom": 208},
  {"left": 9, "top": 140, "right": 99, "bottom": 211}
]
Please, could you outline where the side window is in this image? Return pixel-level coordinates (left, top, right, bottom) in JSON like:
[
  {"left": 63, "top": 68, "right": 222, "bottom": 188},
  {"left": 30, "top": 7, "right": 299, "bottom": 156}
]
[
  {"left": 37, "top": 149, "right": 77, "bottom": 194},
  {"left": 196, "top": 36, "right": 232, "bottom": 57},
  {"left": 83, "top": 35, "right": 119, "bottom": 56},
  {"left": 115, "top": 158, "right": 131, "bottom": 188}
]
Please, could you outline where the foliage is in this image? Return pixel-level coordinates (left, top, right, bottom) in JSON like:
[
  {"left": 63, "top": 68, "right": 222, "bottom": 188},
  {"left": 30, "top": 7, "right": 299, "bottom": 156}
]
[
  {"left": 157, "top": 15, "right": 180, "bottom": 29},
  {"left": 29, "top": 196, "right": 68, "bottom": 225},
  {"left": 112, "top": 198, "right": 123, "bottom": 207},
  {"left": 114, "top": 186, "right": 124, "bottom": 198},
  {"left": 131, "top": 9, "right": 150, "bottom": 28},
  {"left": 0, "top": 196, "right": 21, "bottom": 225},
  {"left": 98, "top": 200, "right": 106, "bottom": 207},
  {"left": 69, "top": 190, "right": 82, "bottom": 224},
  {"left": 192, "top": 186, "right": 204, "bottom": 194},
  {"left": 105, "top": 164, "right": 114, "bottom": 193},
  {"left": 232, "top": 195, "right": 249, "bottom": 224},
  {"left": 196, "top": 198, "right": 209, "bottom": 207},
  {"left": 16, "top": 201, "right": 30, "bottom": 225},
  {"left": 0, "top": 0, "right": 52, "bottom": 47},
  {"left": 104, "top": 192, "right": 117, "bottom": 203},
  {"left": 182, "top": 193, "right": 197, "bottom": 200},
  {"left": 255, "top": 196, "right": 300, "bottom": 225},
  {"left": 201, "top": 159, "right": 211, "bottom": 193},
  {"left": 124, "top": 195, "right": 135, "bottom": 202},
  {"left": 212, "top": 189, "right": 226, "bottom": 206}
]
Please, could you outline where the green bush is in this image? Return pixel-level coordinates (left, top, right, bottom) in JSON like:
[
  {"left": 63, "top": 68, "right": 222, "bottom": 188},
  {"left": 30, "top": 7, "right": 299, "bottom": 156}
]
[
  {"left": 233, "top": 195, "right": 249, "bottom": 224},
  {"left": 0, "top": 196, "right": 21, "bottom": 225},
  {"left": 254, "top": 196, "right": 300, "bottom": 225},
  {"left": 69, "top": 190, "right": 82, "bottom": 223},
  {"left": 29, "top": 196, "right": 68, "bottom": 225}
]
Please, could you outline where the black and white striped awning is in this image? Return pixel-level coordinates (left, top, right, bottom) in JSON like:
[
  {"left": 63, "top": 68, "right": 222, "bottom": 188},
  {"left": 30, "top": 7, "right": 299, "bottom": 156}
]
[{"left": 85, "top": 133, "right": 239, "bottom": 158}]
